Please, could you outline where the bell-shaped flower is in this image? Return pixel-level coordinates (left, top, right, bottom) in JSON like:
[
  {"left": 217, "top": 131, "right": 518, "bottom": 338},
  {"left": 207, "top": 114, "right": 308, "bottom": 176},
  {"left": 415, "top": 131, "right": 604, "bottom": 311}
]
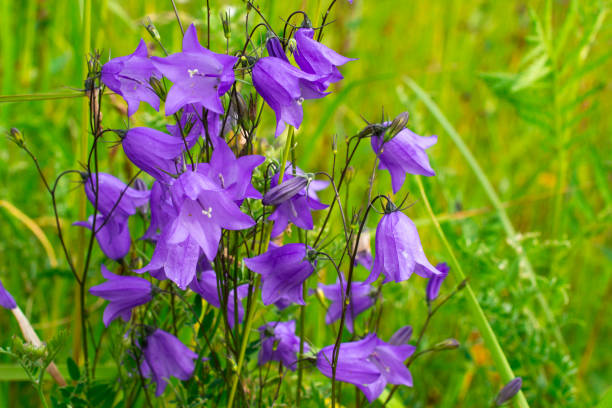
[
  {"left": 318, "top": 277, "right": 375, "bottom": 333},
  {"left": 82, "top": 172, "right": 150, "bottom": 220},
  {"left": 100, "top": 39, "right": 161, "bottom": 116},
  {"left": 89, "top": 265, "right": 153, "bottom": 326},
  {"left": 140, "top": 171, "right": 254, "bottom": 288},
  {"left": 244, "top": 243, "right": 315, "bottom": 306},
  {"left": 252, "top": 56, "right": 329, "bottom": 137},
  {"left": 371, "top": 128, "right": 437, "bottom": 193},
  {"left": 317, "top": 333, "right": 415, "bottom": 403},
  {"left": 139, "top": 328, "right": 198, "bottom": 396},
  {"left": 294, "top": 28, "right": 356, "bottom": 91},
  {"left": 151, "top": 24, "right": 237, "bottom": 116},
  {"left": 266, "top": 36, "right": 290, "bottom": 62},
  {"left": 189, "top": 257, "right": 248, "bottom": 328},
  {"left": 258, "top": 320, "right": 308, "bottom": 370},
  {"left": 0, "top": 278, "right": 16, "bottom": 310},
  {"left": 267, "top": 163, "right": 328, "bottom": 237},
  {"left": 197, "top": 137, "right": 264, "bottom": 202},
  {"left": 371, "top": 209, "right": 440, "bottom": 283},
  {"left": 142, "top": 181, "right": 176, "bottom": 242},
  {"left": 122, "top": 127, "right": 186, "bottom": 181},
  {"left": 74, "top": 214, "right": 131, "bottom": 260},
  {"left": 426, "top": 262, "right": 450, "bottom": 301}
]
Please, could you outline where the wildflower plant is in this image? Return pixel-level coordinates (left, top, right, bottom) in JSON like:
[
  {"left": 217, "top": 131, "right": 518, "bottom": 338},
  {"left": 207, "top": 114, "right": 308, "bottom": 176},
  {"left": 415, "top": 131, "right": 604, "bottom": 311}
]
[{"left": 3, "top": 1, "right": 533, "bottom": 407}]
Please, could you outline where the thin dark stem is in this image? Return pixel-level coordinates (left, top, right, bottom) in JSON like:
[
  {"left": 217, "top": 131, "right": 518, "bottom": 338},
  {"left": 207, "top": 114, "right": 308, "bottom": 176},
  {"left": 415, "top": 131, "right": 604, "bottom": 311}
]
[
  {"left": 317, "top": 0, "right": 338, "bottom": 41},
  {"left": 170, "top": 0, "right": 184, "bottom": 35}
]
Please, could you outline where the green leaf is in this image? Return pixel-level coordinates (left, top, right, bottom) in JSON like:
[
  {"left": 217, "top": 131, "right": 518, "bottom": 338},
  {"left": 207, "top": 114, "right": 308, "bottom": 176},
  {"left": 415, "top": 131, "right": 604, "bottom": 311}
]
[{"left": 66, "top": 357, "right": 80, "bottom": 381}]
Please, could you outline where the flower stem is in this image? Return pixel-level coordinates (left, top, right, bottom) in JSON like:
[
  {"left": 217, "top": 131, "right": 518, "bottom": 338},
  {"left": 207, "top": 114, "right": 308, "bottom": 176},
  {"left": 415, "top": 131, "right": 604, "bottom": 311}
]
[
  {"left": 227, "top": 127, "right": 295, "bottom": 407},
  {"left": 415, "top": 176, "right": 530, "bottom": 408}
]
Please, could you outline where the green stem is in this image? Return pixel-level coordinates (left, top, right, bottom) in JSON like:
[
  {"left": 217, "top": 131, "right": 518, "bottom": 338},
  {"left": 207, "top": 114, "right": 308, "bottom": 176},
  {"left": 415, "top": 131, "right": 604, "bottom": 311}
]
[
  {"left": 227, "top": 127, "right": 295, "bottom": 407},
  {"left": 404, "top": 76, "right": 566, "bottom": 350},
  {"left": 415, "top": 176, "right": 530, "bottom": 408}
]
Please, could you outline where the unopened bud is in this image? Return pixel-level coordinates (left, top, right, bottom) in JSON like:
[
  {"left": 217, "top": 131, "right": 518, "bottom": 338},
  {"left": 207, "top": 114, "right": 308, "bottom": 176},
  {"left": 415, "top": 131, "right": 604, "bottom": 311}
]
[
  {"left": 144, "top": 17, "right": 161, "bottom": 43},
  {"left": 220, "top": 11, "right": 231, "bottom": 40},
  {"left": 433, "top": 338, "right": 460, "bottom": 351},
  {"left": 386, "top": 111, "right": 409, "bottom": 140},
  {"left": 288, "top": 38, "right": 297, "bottom": 53},
  {"left": 389, "top": 325, "right": 413, "bottom": 345},
  {"left": 9, "top": 128, "right": 25, "bottom": 147},
  {"left": 149, "top": 77, "right": 166, "bottom": 101},
  {"left": 301, "top": 15, "right": 313, "bottom": 29},
  {"left": 495, "top": 377, "right": 522, "bottom": 406},
  {"left": 263, "top": 175, "right": 309, "bottom": 206},
  {"left": 345, "top": 166, "right": 355, "bottom": 182}
]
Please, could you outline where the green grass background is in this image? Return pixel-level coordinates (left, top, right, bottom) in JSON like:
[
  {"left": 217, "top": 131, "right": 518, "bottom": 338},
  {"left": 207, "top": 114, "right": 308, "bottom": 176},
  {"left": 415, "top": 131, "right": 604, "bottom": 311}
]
[{"left": 0, "top": 0, "right": 610, "bottom": 406}]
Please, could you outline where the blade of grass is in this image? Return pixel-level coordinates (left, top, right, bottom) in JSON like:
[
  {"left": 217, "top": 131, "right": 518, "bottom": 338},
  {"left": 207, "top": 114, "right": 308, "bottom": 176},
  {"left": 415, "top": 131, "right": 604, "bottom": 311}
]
[
  {"left": 403, "top": 76, "right": 567, "bottom": 350},
  {"left": 415, "top": 176, "right": 530, "bottom": 408}
]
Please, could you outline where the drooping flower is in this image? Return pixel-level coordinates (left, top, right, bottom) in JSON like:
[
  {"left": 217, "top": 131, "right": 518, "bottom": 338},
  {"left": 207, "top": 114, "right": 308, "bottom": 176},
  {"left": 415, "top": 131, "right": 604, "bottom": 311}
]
[
  {"left": 74, "top": 215, "right": 131, "bottom": 260},
  {"left": 258, "top": 320, "right": 308, "bottom": 370},
  {"left": 0, "top": 278, "right": 16, "bottom": 310},
  {"left": 244, "top": 243, "right": 315, "bottom": 306},
  {"left": 426, "top": 262, "right": 450, "bottom": 301},
  {"left": 317, "top": 333, "right": 415, "bottom": 403},
  {"left": 197, "top": 137, "right": 264, "bottom": 202},
  {"left": 140, "top": 170, "right": 254, "bottom": 288},
  {"left": 371, "top": 128, "right": 437, "bottom": 193},
  {"left": 252, "top": 56, "right": 329, "bottom": 137},
  {"left": 122, "top": 127, "right": 186, "bottom": 181},
  {"left": 139, "top": 328, "right": 198, "bottom": 397},
  {"left": 82, "top": 172, "right": 150, "bottom": 219},
  {"left": 318, "top": 277, "right": 375, "bottom": 333},
  {"left": 370, "top": 208, "right": 440, "bottom": 283},
  {"left": 100, "top": 39, "right": 162, "bottom": 116},
  {"left": 267, "top": 163, "right": 328, "bottom": 237},
  {"left": 89, "top": 265, "right": 153, "bottom": 326},
  {"left": 189, "top": 257, "right": 248, "bottom": 328},
  {"left": 151, "top": 24, "right": 237, "bottom": 116},
  {"left": 76, "top": 173, "right": 150, "bottom": 260},
  {"left": 294, "top": 28, "right": 356, "bottom": 91}
]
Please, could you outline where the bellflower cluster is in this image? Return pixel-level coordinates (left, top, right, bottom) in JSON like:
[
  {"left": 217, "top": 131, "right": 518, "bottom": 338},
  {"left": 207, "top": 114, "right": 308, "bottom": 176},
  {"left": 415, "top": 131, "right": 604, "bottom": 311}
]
[{"left": 35, "top": 4, "right": 460, "bottom": 404}]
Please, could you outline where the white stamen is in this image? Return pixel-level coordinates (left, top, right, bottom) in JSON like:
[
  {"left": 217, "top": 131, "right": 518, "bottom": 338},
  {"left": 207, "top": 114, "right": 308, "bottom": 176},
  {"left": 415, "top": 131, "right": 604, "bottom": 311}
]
[
  {"left": 297, "top": 97, "right": 305, "bottom": 105},
  {"left": 188, "top": 68, "right": 200, "bottom": 78},
  {"left": 201, "top": 207, "right": 213, "bottom": 218}
]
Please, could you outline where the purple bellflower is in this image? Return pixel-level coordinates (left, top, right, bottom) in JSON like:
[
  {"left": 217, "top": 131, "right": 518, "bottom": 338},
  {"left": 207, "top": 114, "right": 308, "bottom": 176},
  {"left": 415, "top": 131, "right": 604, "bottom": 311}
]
[
  {"left": 267, "top": 163, "right": 328, "bottom": 237},
  {"left": 354, "top": 230, "right": 374, "bottom": 270},
  {"left": 100, "top": 39, "right": 161, "bottom": 116},
  {"left": 252, "top": 56, "right": 329, "bottom": 137},
  {"left": 122, "top": 127, "right": 186, "bottom": 181},
  {"left": 189, "top": 258, "right": 248, "bottom": 328},
  {"left": 89, "top": 265, "right": 153, "bottom": 326},
  {"left": 258, "top": 320, "right": 308, "bottom": 370},
  {"left": 370, "top": 208, "right": 440, "bottom": 283},
  {"left": 371, "top": 128, "right": 437, "bottom": 193},
  {"left": 142, "top": 181, "right": 176, "bottom": 242},
  {"left": 75, "top": 173, "right": 150, "bottom": 260},
  {"left": 266, "top": 35, "right": 289, "bottom": 62},
  {"left": 244, "top": 243, "right": 315, "bottom": 306},
  {"left": 140, "top": 328, "right": 198, "bottom": 397},
  {"left": 0, "top": 278, "right": 17, "bottom": 310},
  {"left": 426, "top": 262, "right": 450, "bottom": 301},
  {"left": 294, "top": 28, "right": 356, "bottom": 91},
  {"left": 152, "top": 24, "right": 237, "bottom": 116},
  {"left": 197, "top": 137, "right": 264, "bottom": 202},
  {"left": 140, "top": 170, "right": 254, "bottom": 288},
  {"left": 318, "top": 277, "right": 375, "bottom": 333},
  {"left": 166, "top": 102, "right": 223, "bottom": 144},
  {"left": 317, "top": 333, "right": 415, "bottom": 403}
]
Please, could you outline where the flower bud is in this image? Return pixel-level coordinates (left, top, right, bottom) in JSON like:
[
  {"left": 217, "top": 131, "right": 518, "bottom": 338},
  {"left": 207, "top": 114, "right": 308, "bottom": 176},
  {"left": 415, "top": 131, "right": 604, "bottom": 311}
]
[
  {"left": 9, "top": 128, "right": 25, "bottom": 147},
  {"left": 149, "top": 77, "right": 166, "bottom": 101},
  {"left": 220, "top": 11, "right": 231, "bottom": 40},
  {"left": 288, "top": 38, "right": 297, "bottom": 54},
  {"left": 433, "top": 338, "right": 460, "bottom": 351},
  {"left": 386, "top": 111, "right": 409, "bottom": 140},
  {"left": 389, "top": 325, "right": 413, "bottom": 345},
  {"left": 262, "top": 175, "right": 309, "bottom": 206},
  {"left": 426, "top": 262, "right": 450, "bottom": 301},
  {"left": 144, "top": 17, "right": 161, "bottom": 43},
  {"left": 495, "top": 377, "right": 523, "bottom": 406}
]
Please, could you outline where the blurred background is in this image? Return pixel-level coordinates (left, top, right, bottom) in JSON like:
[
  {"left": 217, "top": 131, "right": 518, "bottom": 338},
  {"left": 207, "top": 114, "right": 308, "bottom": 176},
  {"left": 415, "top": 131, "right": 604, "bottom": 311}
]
[{"left": 0, "top": 0, "right": 610, "bottom": 406}]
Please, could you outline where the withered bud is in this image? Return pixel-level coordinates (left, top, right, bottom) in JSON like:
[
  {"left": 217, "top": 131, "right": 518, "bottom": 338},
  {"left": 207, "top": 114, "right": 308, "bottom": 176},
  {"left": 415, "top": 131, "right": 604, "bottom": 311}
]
[
  {"left": 220, "top": 11, "right": 231, "bottom": 40},
  {"left": 433, "top": 338, "right": 460, "bottom": 351}
]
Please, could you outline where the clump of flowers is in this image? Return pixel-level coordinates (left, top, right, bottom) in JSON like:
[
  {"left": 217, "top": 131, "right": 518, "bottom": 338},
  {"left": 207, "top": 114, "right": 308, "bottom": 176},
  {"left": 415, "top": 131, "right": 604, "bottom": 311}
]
[{"left": 5, "top": 2, "right": 467, "bottom": 407}]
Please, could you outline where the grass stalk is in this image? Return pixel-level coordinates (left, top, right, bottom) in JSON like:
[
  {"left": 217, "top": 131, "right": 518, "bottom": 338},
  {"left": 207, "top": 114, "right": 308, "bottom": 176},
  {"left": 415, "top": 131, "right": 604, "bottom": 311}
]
[
  {"left": 403, "top": 76, "right": 566, "bottom": 350},
  {"left": 415, "top": 176, "right": 530, "bottom": 408}
]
